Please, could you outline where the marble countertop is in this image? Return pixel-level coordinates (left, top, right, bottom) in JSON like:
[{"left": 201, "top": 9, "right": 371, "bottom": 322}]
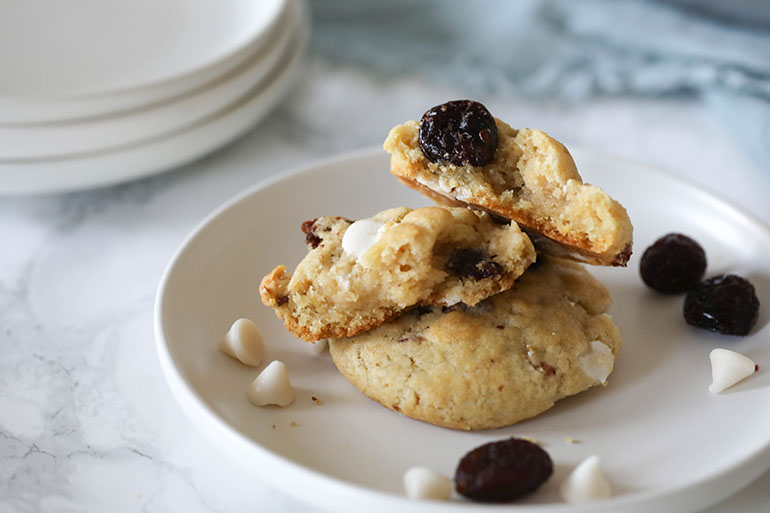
[{"left": 1, "top": 58, "right": 769, "bottom": 512}]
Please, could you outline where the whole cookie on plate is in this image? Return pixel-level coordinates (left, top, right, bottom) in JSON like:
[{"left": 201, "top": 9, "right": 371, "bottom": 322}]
[
  {"left": 329, "top": 257, "right": 622, "bottom": 430},
  {"left": 384, "top": 100, "right": 633, "bottom": 266},
  {"left": 260, "top": 206, "right": 535, "bottom": 341}
]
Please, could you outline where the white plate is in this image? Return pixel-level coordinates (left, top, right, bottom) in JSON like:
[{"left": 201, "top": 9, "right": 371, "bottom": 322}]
[
  {"left": 155, "top": 148, "right": 770, "bottom": 513},
  {"left": 0, "top": 0, "right": 299, "bottom": 161},
  {"left": 0, "top": 2, "right": 308, "bottom": 196},
  {"left": 0, "top": 0, "right": 286, "bottom": 123}
]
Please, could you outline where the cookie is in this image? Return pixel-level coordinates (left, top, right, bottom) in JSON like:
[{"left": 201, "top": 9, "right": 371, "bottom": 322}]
[
  {"left": 329, "top": 257, "right": 622, "bottom": 430},
  {"left": 260, "top": 206, "right": 536, "bottom": 341},
  {"left": 384, "top": 104, "right": 633, "bottom": 266}
]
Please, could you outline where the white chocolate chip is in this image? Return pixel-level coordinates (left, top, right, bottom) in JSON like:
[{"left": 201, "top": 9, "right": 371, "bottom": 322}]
[
  {"left": 310, "top": 339, "right": 329, "bottom": 355},
  {"left": 217, "top": 318, "right": 264, "bottom": 367},
  {"left": 341, "top": 218, "right": 386, "bottom": 259},
  {"left": 709, "top": 348, "right": 756, "bottom": 394},
  {"left": 579, "top": 341, "right": 614, "bottom": 384},
  {"left": 247, "top": 361, "right": 295, "bottom": 407},
  {"left": 443, "top": 293, "right": 462, "bottom": 306},
  {"left": 560, "top": 455, "right": 612, "bottom": 503},
  {"left": 403, "top": 467, "right": 452, "bottom": 501}
]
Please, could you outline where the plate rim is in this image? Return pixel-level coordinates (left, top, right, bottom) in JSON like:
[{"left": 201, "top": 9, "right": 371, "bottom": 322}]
[
  {"left": 154, "top": 146, "right": 770, "bottom": 513},
  {"left": 0, "top": 0, "right": 288, "bottom": 102},
  {"left": 0, "top": 0, "right": 300, "bottom": 162},
  {"left": 0, "top": 0, "right": 310, "bottom": 196}
]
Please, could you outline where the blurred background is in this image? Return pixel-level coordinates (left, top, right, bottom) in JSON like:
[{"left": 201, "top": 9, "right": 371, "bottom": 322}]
[
  {"left": 313, "top": 0, "right": 770, "bottom": 182},
  {"left": 1, "top": 0, "right": 769, "bottom": 512}
]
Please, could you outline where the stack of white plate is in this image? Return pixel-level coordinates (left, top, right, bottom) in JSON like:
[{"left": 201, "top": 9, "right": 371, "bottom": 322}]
[{"left": 0, "top": 0, "right": 308, "bottom": 195}]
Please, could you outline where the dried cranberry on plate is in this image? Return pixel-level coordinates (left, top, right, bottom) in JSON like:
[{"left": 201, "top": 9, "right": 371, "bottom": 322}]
[
  {"left": 684, "top": 274, "right": 760, "bottom": 336},
  {"left": 640, "top": 233, "right": 706, "bottom": 294},
  {"left": 454, "top": 437, "right": 552, "bottom": 502}
]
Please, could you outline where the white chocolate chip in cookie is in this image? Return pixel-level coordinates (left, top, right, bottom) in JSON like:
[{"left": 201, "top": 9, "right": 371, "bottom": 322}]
[
  {"left": 247, "top": 361, "right": 295, "bottom": 407},
  {"left": 403, "top": 466, "right": 452, "bottom": 501},
  {"left": 709, "top": 348, "right": 756, "bottom": 394},
  {"left": 579, "top": 340, "right": 613, "bottom": 384},
  {"left": 560, "top": 455, "right": 611, "bottom": 503},
  {"left": 341, "top": 218, "right": 386, "bottom": 260},
  {"left": 218, "top": 318, "right": 264, "bottom": 367}
]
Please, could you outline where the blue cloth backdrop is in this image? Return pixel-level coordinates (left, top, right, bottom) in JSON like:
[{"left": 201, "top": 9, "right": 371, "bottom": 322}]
[{"left": 310, "top": 0, "right": 770, "bottom": 178}]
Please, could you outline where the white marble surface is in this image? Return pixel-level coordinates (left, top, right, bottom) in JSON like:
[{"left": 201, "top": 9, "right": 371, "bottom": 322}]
[{"left": 1, "top": 58, "right": 769, "bottom": 513}]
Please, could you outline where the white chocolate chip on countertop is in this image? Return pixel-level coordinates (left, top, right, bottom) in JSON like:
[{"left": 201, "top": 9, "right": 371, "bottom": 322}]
[
  {"left": 403, "top": 467, "right": 452, "bottom": 501},
  {"left": 218, "top": 318, "right": 264, "bottom": 367},
  {"left": 560, "top": 455, "right": 612, "bottom": 503},
  {"left": 709, "top": 348, "right": 756, "bottom": 394},
  {"left": 247, "top": 361, "right": 295, "bottom": 407}
]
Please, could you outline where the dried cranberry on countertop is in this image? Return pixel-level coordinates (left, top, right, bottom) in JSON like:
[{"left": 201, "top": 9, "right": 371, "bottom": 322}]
[
  {"left": 454, "top": 437, "right": 553, "bottom": 502},
  {"left": 418, "top": 100, "right": 498, "bottom": 167},
  {"left": 684, "top": 274, "right": 760, "bottom": 336},
  {"left": 640, "top": 233, "right": 707, "bottom": 294}
]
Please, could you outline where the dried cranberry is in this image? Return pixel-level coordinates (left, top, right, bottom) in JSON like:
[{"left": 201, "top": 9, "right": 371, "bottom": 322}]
[
  {"left": 455, "top": 438, "right": 552, "bottom": 502},
  {"left": 301, "top": 219, "right": 322, "bottom": 249},
  {"left": 447, "top": 249, "right": 503, "bottom": 280},
  {"left": 640, "top": 233, "right": 706, "bottom": 294},
  {"left": 684, "top": 274, "right": 760, "bottom": 336},
  {"left": 418, "top": 100, "right": 498, "bottom": 166}
]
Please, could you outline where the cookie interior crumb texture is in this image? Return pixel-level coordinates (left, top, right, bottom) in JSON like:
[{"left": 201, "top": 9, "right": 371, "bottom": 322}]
[
  {"left": 385, "top": 119, "right": 633, "bottom": 266},
  {"left": 329, "top": 257, "right": 622, "bottom": 430},
  {"left": 260, "top": 206, "right": 535, "bottom": 341}
]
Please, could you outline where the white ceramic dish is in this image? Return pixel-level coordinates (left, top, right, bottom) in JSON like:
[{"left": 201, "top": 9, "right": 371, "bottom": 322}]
[
  {"left": 0, "top": 0, "right": 286, "bottom": 123},
  {"left": 155, "top": 148, "right": 770, "bottom": 513},
  {"left": 0, "top": 0, "right": 298, "bottom": 161},
  {"left": 0, "top": 1, "right": 308, "bottom": 196}
]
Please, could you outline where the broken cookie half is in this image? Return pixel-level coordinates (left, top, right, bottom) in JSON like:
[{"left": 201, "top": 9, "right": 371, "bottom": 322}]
[
  {"left": 260, "top": 206, "right": 535, "bottom": 341},
  {"left": 384, "top": 100, "right": 633, "bottom": 266}
]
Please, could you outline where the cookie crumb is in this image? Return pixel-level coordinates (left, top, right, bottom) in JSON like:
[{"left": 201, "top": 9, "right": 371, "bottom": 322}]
[
  {"left": 271, "top": 424, "right": 276, "bottom": 429},
  {"left": 290, "top": 421, "right": 298, "bottom": 427},
  {"left": 564, "top": 436, "right": 580, "bottom": 445},
  {"left": 312, "top": 396, "right": 323, "bottom": 406},
  {"left": 522, "top": 436, "right": 543, "bottom": 446}
]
